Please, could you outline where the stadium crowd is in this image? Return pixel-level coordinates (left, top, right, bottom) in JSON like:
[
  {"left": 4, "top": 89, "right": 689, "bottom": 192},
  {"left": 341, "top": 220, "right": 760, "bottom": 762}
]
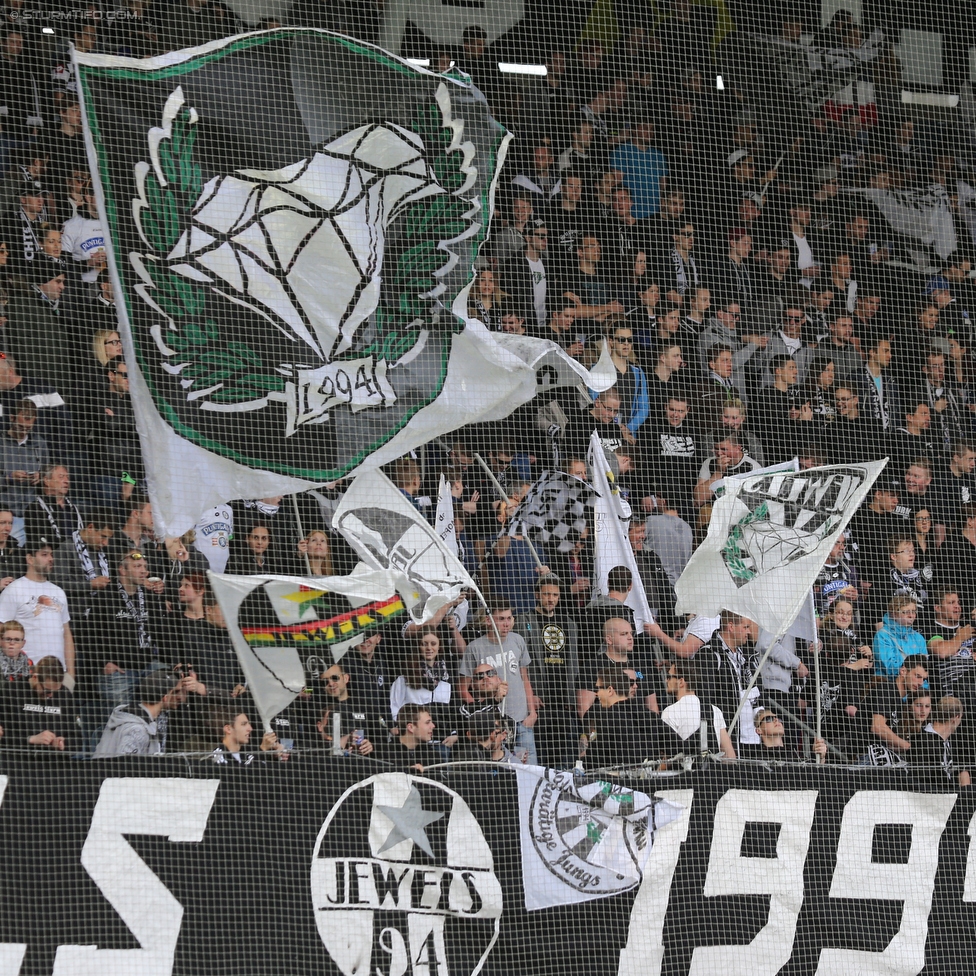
[{"left": 0, "top": 0, "right": 971, "bottom": 781}]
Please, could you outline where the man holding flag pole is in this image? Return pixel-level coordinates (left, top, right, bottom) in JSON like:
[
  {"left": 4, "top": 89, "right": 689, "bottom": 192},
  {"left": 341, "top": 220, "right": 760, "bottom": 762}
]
[
  {"left": 674, "top": 458, "right": 888, "bottom": 754},
  {"left": 587, "top": 432, "right": 687, "bottom": 660}
]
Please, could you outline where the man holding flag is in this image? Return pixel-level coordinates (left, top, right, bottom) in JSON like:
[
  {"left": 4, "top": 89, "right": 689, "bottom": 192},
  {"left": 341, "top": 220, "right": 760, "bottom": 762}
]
[
  {"left": 674, "top": 459, "right": 887, "bottom": 750},
  {"left": 696, "top": 610, "right": 763, "bottom": 753},
  {"left": 459, "top": 602, "right": 538, "bottom": 765}
]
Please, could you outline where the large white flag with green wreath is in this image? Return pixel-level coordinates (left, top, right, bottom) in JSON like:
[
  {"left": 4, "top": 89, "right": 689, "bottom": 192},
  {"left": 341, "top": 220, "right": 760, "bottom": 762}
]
[{"left": 75, "top": 29, "right": 611, "bottom": 535}]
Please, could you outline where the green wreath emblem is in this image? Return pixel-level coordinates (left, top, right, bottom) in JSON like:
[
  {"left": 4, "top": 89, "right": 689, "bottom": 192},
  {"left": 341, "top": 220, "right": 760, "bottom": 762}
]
[{"left": 131, "top": 84, "right": 478, "bottom": 408}]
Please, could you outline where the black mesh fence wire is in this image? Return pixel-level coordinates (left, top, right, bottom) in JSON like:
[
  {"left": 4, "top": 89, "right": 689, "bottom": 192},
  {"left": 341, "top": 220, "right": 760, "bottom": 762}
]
[{"left": 0, "top": 0, "right": 974, "bottom": 970}]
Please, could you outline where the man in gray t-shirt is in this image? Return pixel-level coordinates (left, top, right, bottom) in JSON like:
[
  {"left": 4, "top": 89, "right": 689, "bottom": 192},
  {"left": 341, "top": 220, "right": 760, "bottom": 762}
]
[{"left": 460, "top": 602, "right": 537, "bottom": 763}]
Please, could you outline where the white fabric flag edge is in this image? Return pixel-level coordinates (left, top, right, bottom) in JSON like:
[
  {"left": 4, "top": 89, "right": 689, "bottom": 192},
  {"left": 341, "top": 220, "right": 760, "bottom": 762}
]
[
  {"left": 209, "top": 568, "right": 399, "bottom": 731},
  {"left": 587, "top": 431, "right": 653, "bottom": 632}
]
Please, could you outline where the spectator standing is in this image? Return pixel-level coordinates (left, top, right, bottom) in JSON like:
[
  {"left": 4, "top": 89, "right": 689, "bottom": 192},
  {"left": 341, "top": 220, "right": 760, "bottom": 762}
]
[
  {"left": 657, "top": 222, "right": 703, "bottom": 303},
  {"left": 926, "top": 590, "right": 976, "bottom": 695},
  {"left": 460, "top": 603, "right": 537, "bottom": 764},
  {"left": 0, "top": 400, "right": 49, "bottom": 522},
  {"left": 342, "top": 630, "right": 393, "bottom": 727},
  {"left": 313, "top": 661, "right": 383, "bottom": 756},
  {"left": 660, "top": 658, "right": 736, "bottom": 758},
  {"left": 856, "top": 332, "right": 899, "bottom": 437},
  {"left": 874, "top": 596, "right": 928, "bottom": 679},
  {"left": 7, "top": 268, "right": 74, "bottom": 390},
  {"left": 698, "top": 610, "right": 763, "bottom": 752},
  {"left": 908, "top": 696, "right": 970, "bottom": 786},
  {"left": 59, "top": 189, "right": 105, "bottom": 287},
  {"left": 610, "top": 118, "right": 668, "bottom": 219},
  {"left": 88, "top": 357, "right": 143, "bottom": 504},
  {"left": 389, "top": 629, "right": 457, "bottom": 749},
  {"left": 583, "top": 663, "right": 660, "bottom": 768},
  {"left": 0, "top": 619, "right": 29, "bottom": 682},
  {"left": 514, "top": 576, "right": 580, "bottom": 768},
  {"left": 601, "top": 322, "right": 650, "bottom": 435},
  {"left": 23, "top": 464, "right": 83, "bottom": 559},
  {"left": 88, "top": 548, "right": 166, "bottom": 704},
  {"left": 505, "top": 219, "right": 551, "bottom": 334},
  {"left": 49, "top": 509, "right": 113, "bottom": 627},
  {"left": 382, "top": 703, "right": 440, "bottom": 772},
  {"left": 0, "top": 538, "right": 73, "bottom": 680}
]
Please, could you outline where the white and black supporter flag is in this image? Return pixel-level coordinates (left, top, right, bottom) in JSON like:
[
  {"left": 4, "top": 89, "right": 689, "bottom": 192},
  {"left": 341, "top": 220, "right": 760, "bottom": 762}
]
[
  {"left": 514, "top": 766, "right": 683, "bottom": 912},
  {"left": 506, "top": 470, "right": 597, "bottom": 554},
  {"left": 75, "top": 29, "right": 611, "bottom": 537}
]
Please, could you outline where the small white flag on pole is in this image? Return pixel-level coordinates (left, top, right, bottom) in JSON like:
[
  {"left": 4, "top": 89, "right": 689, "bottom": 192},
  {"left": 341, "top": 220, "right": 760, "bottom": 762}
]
[
  {"left": 435, "top": 473, "right": 459, "bottom": 556},
  {"left": 332, "top": 468, "right": 482, "bottom": 625},
  {"left": 587, "top": 432, "right": 653, "bottom": 632}
]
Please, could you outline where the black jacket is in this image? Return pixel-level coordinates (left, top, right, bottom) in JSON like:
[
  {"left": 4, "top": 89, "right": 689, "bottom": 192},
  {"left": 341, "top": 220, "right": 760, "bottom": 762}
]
[{"left": 1, "top": 683, "right": 79, "bottom": 751}]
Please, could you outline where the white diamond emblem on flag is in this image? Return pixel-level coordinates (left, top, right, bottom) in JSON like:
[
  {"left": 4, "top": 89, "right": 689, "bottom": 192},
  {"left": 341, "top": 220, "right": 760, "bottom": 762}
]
[{"left": 166, "top": 123, "right": 443, "bottom": 362}]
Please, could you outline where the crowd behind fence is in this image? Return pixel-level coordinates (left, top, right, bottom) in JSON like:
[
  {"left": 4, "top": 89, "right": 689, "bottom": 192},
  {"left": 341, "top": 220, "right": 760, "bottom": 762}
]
[{"left": 0, "top": 2, "right": 969, "bottom": 781}]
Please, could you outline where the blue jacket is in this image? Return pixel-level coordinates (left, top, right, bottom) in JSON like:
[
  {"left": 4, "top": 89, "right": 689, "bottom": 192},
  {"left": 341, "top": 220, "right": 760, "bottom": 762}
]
[
  {"left": 590, "top": 363, "right": 650, "bottom": 434},
  {"left": 873, "top": 614, "right": 927, "bottom": 679}
]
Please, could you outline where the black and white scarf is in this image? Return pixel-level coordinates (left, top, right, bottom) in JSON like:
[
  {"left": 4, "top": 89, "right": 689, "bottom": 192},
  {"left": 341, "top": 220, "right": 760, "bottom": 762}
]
[
  {"left": 16, "top": 209, "right": 40, "bottom": 264},
  {"left": 117, "top": 582, "right": 155, "bottom": 654},
  {"left": 36, "top": 496, "right": 84, "bottom": 544},
  {"left": 860, "top": 365, "right": 893, "bottom": 431},
  {"left": 924, "top": 380, "right": 965, "bottom": 449},
  {"left": 418, "top": 658, "right": 451, "bottom": 692},
  {"left": 72, "top": 530, "right": 109, "bottom": 583},
  {"left": 669, "top": 248, "right": 700, "bottom": 297}
]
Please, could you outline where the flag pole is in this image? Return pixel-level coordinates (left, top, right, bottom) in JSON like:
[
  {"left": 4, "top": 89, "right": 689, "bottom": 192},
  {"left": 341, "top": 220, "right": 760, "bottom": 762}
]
[
  {"left": 474, "top": 452, "right": 545, "bottom": 570},
  {"left": 466, "top": 457, "right": 523, "bottom": 713},
  {"left": 758, "top": 153, "right": 785, "bottom": 205},
  {"left": 290, "top": 494, "right": 313, "bottom": 575},
  {"left": 813, "top": 638, "right": 824, "bottom": 764},
  {"left": 765, "top": 698, "right": 847, "bottom": 762}
]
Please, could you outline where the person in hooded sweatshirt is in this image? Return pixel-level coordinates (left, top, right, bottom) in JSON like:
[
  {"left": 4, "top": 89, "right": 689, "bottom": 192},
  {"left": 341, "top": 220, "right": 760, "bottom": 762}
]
[
  {"left": 93, "top": 670, "right": 187, "bottom": 757},
  {"left": 873, "top": 596, "right": 928, "bottom": 680}
]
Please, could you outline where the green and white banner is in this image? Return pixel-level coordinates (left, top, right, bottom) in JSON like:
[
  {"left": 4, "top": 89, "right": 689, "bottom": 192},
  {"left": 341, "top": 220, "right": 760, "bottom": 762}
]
[
  {"left": 675, "top": 461, "right": 887, "bottom": 635},
  {"left": 76, "top": 29, "right": 608, "bottom": 535}
]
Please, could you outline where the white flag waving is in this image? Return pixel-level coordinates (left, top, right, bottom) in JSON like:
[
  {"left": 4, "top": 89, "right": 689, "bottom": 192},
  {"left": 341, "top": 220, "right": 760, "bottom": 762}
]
[
  {"left": 852, "top": 185, "right": 957, "bottom": 262},
  {"left": 587, "top": 432, "right": 653, "bottom": 632},
  {"left": 209, "top": 568, "right": 401, "bottom": 730},
  {"left": 434, "top": 473, "right": 459, "bottom": 555},
  {"left": 514, "top": 766, "right": 682, "bottom": 911},
  {"left": 333, "top": 468, "right": 481, "bottom": 625},
  {"left": 675, "top": 461, "right": 886, "bottom": 635},
  {"left": 76, "top": 30, "right": 614, "bottom": 538}
]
